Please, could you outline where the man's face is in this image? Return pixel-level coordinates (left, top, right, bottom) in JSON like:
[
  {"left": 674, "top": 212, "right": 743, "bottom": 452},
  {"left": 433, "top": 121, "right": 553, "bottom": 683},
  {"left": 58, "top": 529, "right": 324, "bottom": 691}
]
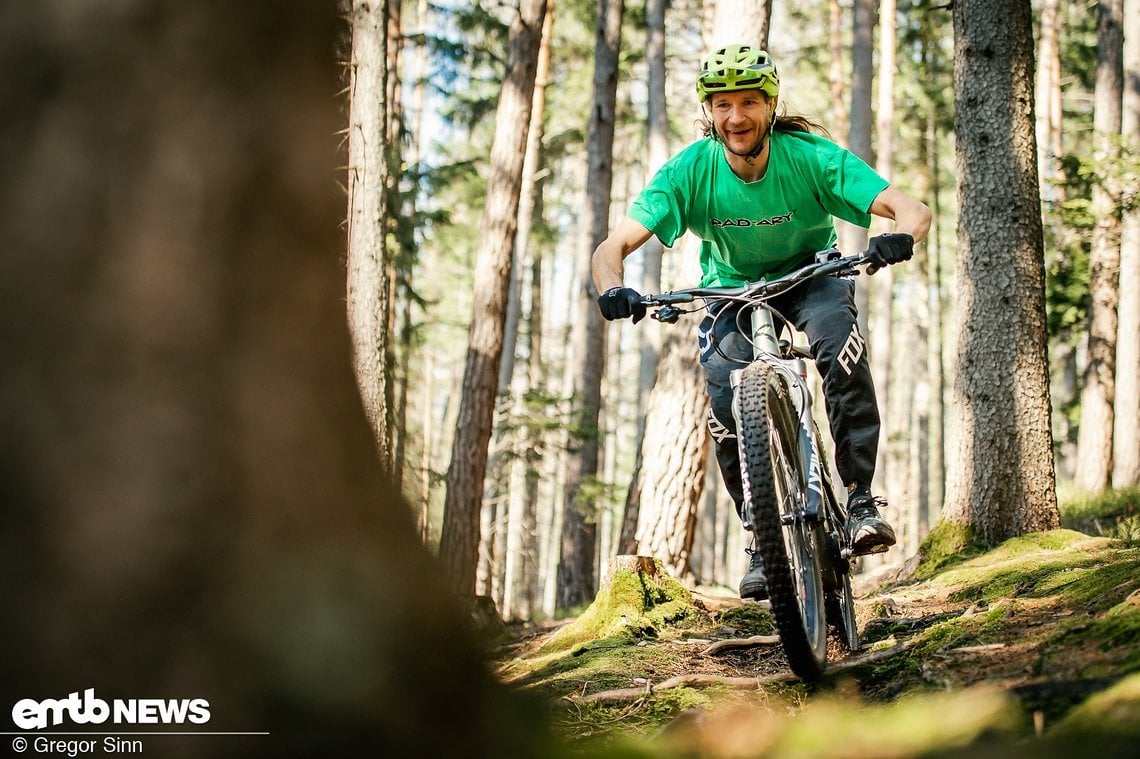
[{"left": 708, "top": 89, "right": 775, "bottom": 158}]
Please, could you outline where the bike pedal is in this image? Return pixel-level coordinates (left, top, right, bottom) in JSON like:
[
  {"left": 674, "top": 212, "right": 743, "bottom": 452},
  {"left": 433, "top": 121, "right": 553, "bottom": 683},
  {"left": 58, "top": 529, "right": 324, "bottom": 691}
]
[{"left": 861, "top": 543, "right": 890, "bottom": 555}]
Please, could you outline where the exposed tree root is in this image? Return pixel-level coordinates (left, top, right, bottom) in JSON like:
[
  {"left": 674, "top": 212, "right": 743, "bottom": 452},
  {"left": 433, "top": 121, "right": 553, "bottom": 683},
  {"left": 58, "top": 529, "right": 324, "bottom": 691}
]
[{"left": 700, "top": 634, "right": 781, "bottom": 655}]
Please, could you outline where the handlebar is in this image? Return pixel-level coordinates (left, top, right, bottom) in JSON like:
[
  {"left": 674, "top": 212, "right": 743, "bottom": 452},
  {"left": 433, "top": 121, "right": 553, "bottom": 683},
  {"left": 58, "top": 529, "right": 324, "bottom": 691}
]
[{"left": 640, "top": 248, "right": 871, "bottom": 322}]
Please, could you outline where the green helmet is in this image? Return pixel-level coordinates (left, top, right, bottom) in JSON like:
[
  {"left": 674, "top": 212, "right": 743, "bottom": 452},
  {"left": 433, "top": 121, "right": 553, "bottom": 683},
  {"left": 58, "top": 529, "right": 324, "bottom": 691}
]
[{"left": 696, "top": 44, "right": 779, "bottom": 103}]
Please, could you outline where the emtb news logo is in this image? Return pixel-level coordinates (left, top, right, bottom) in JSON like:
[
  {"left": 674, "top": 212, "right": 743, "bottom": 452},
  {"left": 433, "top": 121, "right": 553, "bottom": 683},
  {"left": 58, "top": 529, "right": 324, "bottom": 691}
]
[{"left": 11, "top": 689, "right": 210, "bottom": 730}]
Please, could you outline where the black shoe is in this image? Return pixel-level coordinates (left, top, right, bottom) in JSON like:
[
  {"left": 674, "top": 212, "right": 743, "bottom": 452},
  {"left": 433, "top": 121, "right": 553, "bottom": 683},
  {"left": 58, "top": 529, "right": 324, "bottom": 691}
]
[
  {"left": 847, "top": 493, "right": 897, "bottom": 556},
  {"left": 739, "top": 546, "right": 768, "bottom": 600}
]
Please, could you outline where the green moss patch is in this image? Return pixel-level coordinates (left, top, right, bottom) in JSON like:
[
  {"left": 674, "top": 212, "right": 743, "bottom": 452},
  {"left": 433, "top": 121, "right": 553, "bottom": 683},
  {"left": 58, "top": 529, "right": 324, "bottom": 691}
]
[
  {"left": 557, "top": 686, "right": 714, "bottom": 749},
  {"left": 714, "top": 603, "right": 777, "bottom": 637},
  {"left": 540, "top": 563, "right": 701, "bottom": 655},
  {"left": 928, "top": 531, "right": 1130, "bottom": 606},
  {"left": 1047, "top": 599, "right": 1140, "bottom": 678},
  {"left": 914, "top": 520, "right": 983, "bottom": 579}
]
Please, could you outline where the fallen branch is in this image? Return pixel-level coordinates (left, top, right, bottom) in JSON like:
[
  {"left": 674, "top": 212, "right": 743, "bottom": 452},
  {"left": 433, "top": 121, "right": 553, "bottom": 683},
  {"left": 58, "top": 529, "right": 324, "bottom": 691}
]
[
  {"left": 701, "top": 635, "right": 781, "bottom": 655},
  {"left": 689, "top": 588, "right": 749, "bottom": 613},
  {"left": 565, "top": 637, "right": 923, "bottom": 705},
  {"left": 826, "top": 636, "right": 924, "bottom": 675}
]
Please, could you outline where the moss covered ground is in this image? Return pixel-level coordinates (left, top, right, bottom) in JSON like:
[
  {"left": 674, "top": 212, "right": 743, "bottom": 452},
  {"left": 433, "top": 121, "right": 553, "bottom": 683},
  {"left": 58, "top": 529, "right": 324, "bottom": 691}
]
[{"left": 496, "top": 522, "right": 1140, "bottom": 757}]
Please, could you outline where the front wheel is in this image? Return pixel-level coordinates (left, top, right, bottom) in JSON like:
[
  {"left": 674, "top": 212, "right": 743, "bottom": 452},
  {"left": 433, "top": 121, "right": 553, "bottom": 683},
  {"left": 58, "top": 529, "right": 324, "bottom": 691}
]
[{"left": 734, "top": 362, "right": 828, "bottom": 681}]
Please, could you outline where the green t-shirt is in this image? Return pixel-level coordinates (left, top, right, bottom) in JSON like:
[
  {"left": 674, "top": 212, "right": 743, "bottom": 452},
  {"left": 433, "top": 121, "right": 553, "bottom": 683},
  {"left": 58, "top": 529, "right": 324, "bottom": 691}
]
[{"left": 628, "top": 130, "right": 889, "bottom": 286}]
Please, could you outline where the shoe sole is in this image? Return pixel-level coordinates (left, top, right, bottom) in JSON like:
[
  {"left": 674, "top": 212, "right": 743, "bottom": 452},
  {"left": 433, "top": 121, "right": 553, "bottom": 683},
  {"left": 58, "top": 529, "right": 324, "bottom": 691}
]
[
  {"left": 739, "top": 583, "right": 769, "bottom": 601},
  {"left": 851, "top": 528, "right": 896, "bottom": 557}
]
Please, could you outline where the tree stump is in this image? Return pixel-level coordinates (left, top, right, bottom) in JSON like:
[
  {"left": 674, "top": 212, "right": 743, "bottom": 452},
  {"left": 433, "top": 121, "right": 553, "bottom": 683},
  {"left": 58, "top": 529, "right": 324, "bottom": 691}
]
[{"left": 601, "top": 555, "right": 659, "bottom": 589}]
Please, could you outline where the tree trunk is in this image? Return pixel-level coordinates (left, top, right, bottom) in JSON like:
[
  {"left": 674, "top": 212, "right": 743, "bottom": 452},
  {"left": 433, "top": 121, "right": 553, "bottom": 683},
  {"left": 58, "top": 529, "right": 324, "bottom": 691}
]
[
  {"left": 828, "top": 0, "right": 848, "bottom": 146},
  {"left": 1114, "top": 0, "right": 1140, "bottom": 488},
  {"left": 943, "top": 0, "right": 1059, "bottom": 541},
  {"left": 0, "top": 1, "right": 544, "bottom": 752},
  {"left": 440, "top": 0, "right": 548, "bottom": 596},
  {"left": 925, "top": 110, "right": 946, "bottom": 528},
  {"left": 1075, "top": 0, "right": 1125, "bottom": 493},
  {"left": 634, "top": 329, "right": 710, "bottom": 578},
  {"left": 707, "top": 0, "right": 772, "bottom": 50},
  {"left": 844, "top": 0, "right": 876, "bottom": 339},
  {"left": 346, "top": 0, "right": 394, "bottom": 473},
  {"left": 500, "top": 0, "right": 556, "bottom": 621},
  {"left": 622, "top": 0, "right": 670, "bottom": 554},
  {"left": 872, "top": 0, "right": 897, "bottom": 505},
  {"left": 410, "top": 0, "right": 433, "bottom": 533},
  {"left": 1036, "top": 0, "right": 1065, "bottom": 205},
  {"left": 557, "top": 0, "right": 624, "bottom": 610}
]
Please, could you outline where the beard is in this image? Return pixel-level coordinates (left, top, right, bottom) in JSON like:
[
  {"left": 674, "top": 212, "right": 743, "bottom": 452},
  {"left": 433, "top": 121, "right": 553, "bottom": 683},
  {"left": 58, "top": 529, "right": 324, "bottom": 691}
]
[{"left": 716, "top": 122, "right": 771, "bottom": 159}]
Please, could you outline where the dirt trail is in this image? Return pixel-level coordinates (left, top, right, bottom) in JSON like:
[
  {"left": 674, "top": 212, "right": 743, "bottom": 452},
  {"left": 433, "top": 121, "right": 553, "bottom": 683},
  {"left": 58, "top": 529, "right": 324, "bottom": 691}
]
[{"left": 498, "top": 531, "right": 1140, "bottom": 755}]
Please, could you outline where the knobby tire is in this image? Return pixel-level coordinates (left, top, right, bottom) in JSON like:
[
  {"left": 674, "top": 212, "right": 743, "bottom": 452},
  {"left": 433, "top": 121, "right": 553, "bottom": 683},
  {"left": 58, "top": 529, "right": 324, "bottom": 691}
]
[{"left": 736, "top": 361, "right": 829, "bottom": 681}]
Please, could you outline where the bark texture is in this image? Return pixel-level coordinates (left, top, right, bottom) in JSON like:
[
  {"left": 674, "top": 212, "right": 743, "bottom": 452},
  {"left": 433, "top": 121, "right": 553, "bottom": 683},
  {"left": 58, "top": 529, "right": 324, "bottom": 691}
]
[
  {"left": 440, "top": 0, "right": 548, "bottom": 595},
  {"left": 634, "top": 329, "right": 710, "bottom": 578},
  {"left": 944, "top": 0, "right": 1059, "bottom": 540},
  {"left": 347, "top": 0, "right": 394, "bottom": 471},
  {"left": 844, "top": 0, "right": 876, "bottom": 336}
]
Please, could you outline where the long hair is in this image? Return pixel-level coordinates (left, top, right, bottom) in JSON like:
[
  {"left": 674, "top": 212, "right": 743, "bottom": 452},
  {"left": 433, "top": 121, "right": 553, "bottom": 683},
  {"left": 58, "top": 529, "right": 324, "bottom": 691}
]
[{"left": 699, "top": 103, "right": 831, "bottom": 141}]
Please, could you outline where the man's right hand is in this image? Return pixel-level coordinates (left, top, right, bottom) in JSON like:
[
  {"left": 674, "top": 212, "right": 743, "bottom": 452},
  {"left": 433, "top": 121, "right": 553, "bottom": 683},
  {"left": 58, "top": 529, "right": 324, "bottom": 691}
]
[{"left": 597, "top": 286, "right": 646, "bottom": 323}]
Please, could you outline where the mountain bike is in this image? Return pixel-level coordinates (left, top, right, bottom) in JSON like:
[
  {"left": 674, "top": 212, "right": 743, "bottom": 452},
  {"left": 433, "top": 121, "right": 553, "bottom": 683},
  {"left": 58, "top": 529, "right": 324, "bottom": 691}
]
[{"left": 641, "top": 248, "right": 868, "bottom": 681}]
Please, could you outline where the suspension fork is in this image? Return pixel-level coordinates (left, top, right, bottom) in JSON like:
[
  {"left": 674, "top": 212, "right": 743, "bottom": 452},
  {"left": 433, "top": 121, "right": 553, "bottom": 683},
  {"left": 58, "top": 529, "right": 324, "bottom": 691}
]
[{"left": 729, "top": 306, "right": 826, "bottom": 521}]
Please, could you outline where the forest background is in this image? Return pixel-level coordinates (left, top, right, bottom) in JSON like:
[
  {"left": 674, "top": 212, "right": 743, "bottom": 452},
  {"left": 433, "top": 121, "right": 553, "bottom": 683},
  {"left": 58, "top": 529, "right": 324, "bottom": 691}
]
[{"left": 361, "top": 0, "right": 1140, "bottom": 619}]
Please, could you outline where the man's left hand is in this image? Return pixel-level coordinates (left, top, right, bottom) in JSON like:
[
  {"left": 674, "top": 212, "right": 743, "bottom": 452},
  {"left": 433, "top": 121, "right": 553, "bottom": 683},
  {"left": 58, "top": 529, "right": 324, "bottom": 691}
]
[{"left": 866, "top": 233, "right": 914, "bottom": 274}]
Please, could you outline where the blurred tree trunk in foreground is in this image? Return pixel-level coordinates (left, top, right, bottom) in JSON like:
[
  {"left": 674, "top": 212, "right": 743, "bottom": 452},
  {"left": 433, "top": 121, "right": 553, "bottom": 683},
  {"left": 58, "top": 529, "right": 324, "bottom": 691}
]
[{"left": 0, "top": 2, "right": 543, "bottom": 756}]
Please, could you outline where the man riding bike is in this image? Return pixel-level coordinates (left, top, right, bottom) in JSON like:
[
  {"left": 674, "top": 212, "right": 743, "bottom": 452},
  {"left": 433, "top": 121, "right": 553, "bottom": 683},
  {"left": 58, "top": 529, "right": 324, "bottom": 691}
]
[{"left": 591, "top": 44, "right": 932, "bottom": 601}]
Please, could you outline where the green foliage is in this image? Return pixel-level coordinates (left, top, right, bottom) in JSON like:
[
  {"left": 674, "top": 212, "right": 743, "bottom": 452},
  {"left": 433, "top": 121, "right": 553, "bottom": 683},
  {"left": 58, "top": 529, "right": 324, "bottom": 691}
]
[
  {"left": 1044, "top": 155, "right": 1093, "bottom": 338},
  {"left": 1058, "top": 3, "right": 1099, "bottom": 96},
  {"left": 1060, "top": 486, "right": 1140, "bottom": 542}
]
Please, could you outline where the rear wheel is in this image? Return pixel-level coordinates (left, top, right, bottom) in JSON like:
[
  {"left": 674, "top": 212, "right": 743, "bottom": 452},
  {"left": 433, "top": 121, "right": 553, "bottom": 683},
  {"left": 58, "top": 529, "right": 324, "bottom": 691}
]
[{"left": 735, "top": 362, "right": 828, "bottom": 681}]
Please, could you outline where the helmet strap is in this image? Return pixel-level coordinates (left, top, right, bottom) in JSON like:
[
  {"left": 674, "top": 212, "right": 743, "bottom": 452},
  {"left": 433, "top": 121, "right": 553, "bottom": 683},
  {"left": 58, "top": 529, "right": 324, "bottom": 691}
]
[{"left": 745, "top": 105, "right": 777, "bottom": 160}]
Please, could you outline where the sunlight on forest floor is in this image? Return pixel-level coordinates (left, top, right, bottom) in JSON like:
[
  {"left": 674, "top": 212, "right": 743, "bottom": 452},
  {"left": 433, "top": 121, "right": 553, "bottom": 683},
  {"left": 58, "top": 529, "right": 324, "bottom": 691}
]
[{"left": 497, "top": 518, "right": 1140, "bottom": 758}]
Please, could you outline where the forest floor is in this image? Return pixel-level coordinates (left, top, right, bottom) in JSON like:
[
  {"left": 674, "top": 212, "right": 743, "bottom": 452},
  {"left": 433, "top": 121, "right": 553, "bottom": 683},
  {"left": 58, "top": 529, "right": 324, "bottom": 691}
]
[{"left": 496, "top": 528, "right": 1140, "bottom": 758}]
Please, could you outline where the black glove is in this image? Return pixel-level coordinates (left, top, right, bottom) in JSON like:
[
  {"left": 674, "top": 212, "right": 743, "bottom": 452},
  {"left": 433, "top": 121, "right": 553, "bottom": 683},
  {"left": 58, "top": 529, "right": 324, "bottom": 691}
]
[
  {"left": 597, "top": 286, "right": 646, "bottom": 323},
  {"left": 866, "top": 233, "right": 914, "bottom": 274}
]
